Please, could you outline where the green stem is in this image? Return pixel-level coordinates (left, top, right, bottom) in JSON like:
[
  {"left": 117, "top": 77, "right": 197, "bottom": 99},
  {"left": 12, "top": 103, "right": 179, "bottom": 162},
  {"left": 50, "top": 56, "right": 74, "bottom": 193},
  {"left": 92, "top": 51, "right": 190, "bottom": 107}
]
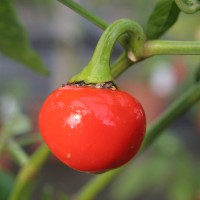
[
  {"left": 57, "top": 0, "right": 129, "bottom": 48},
  {"left": 141, "top": 83, "right": 200, "bottom": 148},
  {"left": 8, "top": 144, "right": 50, "bottom": 200},
  {"left": 175, "top": 0, "right": 200, "bottom": 14},
  {"left": 16, "top": 134, "right": 42, "bottom": 146},
  {"left": 57, "top": 0, "right": 108, "bottom": 30},
  {"left": 69, "top": 19, "right": 145, "bottom": 84},
  {"left": 111, "top": 52, "right": 133, "bottom": 78},
  {"left": 75, "top": 82, "right": 200, "bottom": 200},
  {"left": 73, "top": 168, "right": 122, "bottom": 200},
  {"left": 7, "top": 139, "right": 29, "bottom": 167},
  {"left": 0, "top": 125, "right": 13, "bottom": 155},
  {"left": 144, "top": 40, "right": 200, "bottom": 56}
]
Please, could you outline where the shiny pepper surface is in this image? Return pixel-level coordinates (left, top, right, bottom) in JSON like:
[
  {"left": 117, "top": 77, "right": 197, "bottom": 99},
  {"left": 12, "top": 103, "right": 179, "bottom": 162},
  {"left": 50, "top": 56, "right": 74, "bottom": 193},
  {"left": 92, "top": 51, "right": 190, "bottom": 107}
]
[{"left": 39, "top": 85, "right": 146, "bottom": 173}]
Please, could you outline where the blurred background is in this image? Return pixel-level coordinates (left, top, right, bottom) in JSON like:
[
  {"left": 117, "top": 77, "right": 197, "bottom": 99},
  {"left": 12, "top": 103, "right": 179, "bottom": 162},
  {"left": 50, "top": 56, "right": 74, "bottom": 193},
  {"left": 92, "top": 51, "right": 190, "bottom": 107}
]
[{"left": 0, "top": 0, "right": 200, "bottom": 199}]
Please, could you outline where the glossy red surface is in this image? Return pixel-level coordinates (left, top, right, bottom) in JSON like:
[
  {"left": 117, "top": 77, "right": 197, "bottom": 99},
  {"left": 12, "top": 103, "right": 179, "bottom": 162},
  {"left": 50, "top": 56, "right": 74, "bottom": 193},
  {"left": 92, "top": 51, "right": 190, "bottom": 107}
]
[{"left": 39, "top": 85, "right": 146, "bottom": 173}]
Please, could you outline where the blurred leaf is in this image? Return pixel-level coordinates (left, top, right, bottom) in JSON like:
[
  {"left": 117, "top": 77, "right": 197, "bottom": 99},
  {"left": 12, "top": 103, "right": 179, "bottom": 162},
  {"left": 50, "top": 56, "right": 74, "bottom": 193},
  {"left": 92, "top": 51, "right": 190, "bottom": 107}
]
[
  {"left": 41, "top": 185, "right": 54, "bottom": 200},
  {"left": 58, "top": 193, "right": 70, "bottom": 200},
  {"left": 0, "top": 0, "right": 49, "bottom": 75},
  {"left": 8, "top": 113, "right": 32, "bottom": 135},
  {"left": 0, "top": 169, "right": 14, "bottom": 200},
  {"left": 19, "top": 181, "right": 36, "bottom": 200},
  {"left": 110, "top": 156, "right": 170, "bottom": 200},
  {"left": 109, "top": 132, "right": 197, "bottom": 200},
  {"left": 195, "top": 64, "right": 200, "bottom": 83},
  {"left": 0, "top": 94, "right": 32, "bottom": 135},
  {"left": 146, "top": 0, "right": 180, "bottom": 39},
  {"left": 168, "top": 158, "right": 196, "bottom": 200}
]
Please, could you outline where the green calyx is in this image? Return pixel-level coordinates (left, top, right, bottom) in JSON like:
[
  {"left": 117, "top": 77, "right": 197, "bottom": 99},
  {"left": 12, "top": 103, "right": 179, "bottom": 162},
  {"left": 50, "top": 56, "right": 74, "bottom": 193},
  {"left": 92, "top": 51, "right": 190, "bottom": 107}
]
[{"left": 68, "top": 18, "right": 145, "bottom": 85}]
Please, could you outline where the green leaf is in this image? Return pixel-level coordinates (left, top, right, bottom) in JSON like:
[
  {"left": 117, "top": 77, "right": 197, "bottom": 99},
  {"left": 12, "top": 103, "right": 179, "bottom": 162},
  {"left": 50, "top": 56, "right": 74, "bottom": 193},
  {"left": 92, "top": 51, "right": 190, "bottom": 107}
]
[
  {"left": 109, "top": 157, "right": 170, "bottom": 200},
  {"left": 168, "top": 158, "right": 196, "bottom": 200},
  {"left": 146, "top": 0, "right": 180, "bottom": 39},
  {"left": 41, "top": 185, "right": 54, "bottom": 200},
  {"left": 109, "top": 133, "right": 192, "bottom": 200},
  {"left": 195, "top": 64, "right": 200, "bottom": 82},
  {"left": 0, "top": 0, "right": 49, "bottom": 75},
  {"left": 0, "top": 169, "right": 14, "bottom": 200}
]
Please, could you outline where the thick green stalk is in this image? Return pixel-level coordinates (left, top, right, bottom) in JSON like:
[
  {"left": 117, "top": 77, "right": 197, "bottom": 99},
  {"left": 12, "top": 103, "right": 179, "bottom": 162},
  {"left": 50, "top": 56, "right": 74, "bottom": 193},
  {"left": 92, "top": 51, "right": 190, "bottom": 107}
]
[
  {"left": 111, "top": 52, "right": 132, "bottom": 78},
  {"left": 144, "top": 40, "right": 200, "bottom": 56},
  {"left": 75, "top": 82, "right": 200, "bottom": 200}
]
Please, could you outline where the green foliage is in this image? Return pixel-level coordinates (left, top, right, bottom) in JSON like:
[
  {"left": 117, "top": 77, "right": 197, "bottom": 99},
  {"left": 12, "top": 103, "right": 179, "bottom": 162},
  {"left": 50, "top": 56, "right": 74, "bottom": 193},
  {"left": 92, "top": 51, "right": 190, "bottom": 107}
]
[
  {"left": 0, "top": 169, "right": 14, "bottom": 200},
  {"left": 0, "top": 0, "right": 49, "bottom": 75},
  {"left": 195, "top": 64, "right": 200, "bottom": 82},
  {"left": 109, "top": 133, "right": 199, "bottom": 200},
  {"left": 175, "top": 0, "right": 200, "bottom": 14},
  {"left": 146, "top": 0, "right": 180, "bottom": 39},
  {"left": 41, "top": 185, "right": 70, "bottom": 200}
]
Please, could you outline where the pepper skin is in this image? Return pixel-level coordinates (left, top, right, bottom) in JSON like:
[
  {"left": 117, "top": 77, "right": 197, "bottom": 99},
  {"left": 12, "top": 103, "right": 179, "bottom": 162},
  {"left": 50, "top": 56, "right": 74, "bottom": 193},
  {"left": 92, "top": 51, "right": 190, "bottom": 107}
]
[{"left": 39, "top": 85, "right": 146, "bottom": 173}]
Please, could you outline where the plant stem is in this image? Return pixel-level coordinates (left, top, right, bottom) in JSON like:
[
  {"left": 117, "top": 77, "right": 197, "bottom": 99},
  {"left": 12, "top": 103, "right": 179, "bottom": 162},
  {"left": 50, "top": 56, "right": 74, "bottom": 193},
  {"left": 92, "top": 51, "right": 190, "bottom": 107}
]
[
  {"left": 73, "top": 168, "right": 122, "bottom": 200},
  {"left": 144, "top": 40, "right": 200, "bottom": 56},
  {"left": 141, "top": 83, "right": 200, "bottom": 148},
  {"left": 8, "top": 144, "right": 50, "bottom": 200},
  {"left": 69, "top": 19, "right": 145, "bottom": 84},
  {"left": 7, "top": 139, "right": 29, "bottom": 167},
  {"left": 16, "top": 134, "right": 42, "bottom": 146},
  {"left": 111, "top": 52, "right": 132, "bottom": 78},
  {"left": 57, "top": 0, "right": 108, "bottom": 30},
  {"left": 75, "top": 82, "right": 200, "bottom": 200},
  {"left": 175, "top": 0, "right": 200, "bottom": 14},
  {"left": 57, "top": 0, "right": 129, "bottom": 48}
]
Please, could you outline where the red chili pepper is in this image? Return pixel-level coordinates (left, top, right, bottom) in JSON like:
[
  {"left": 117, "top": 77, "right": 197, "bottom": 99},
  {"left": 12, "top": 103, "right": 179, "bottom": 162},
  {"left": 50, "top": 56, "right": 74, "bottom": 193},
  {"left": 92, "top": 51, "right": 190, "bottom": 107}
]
[{"left": 39, "top": 85, "right": 146, "bottom": 173}]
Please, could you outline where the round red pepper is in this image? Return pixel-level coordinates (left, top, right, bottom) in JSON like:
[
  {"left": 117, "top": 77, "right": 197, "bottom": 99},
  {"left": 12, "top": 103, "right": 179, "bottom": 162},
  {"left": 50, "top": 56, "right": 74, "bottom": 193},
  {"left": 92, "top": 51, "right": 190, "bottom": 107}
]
[{"left": 39, "top": 85, "right": 146, "bottom": 173}]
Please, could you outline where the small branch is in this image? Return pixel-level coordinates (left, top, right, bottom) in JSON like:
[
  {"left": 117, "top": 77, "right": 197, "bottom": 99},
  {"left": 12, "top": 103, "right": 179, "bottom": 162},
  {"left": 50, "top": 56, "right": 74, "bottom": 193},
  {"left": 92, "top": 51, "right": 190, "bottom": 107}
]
[
  {"left": 73, "top": 168, "right": 122, "bottom": 200},
  {"left": 57, "top": 0, "right": 108, "bottom": 30},
  {"left": 16, "top": 134, "right": 42, "bottom": 146},
  {"left": 7, "top": 139, "right": 29, "bottom": 167},
  {"left": 141, "top": 82, "right": 200, "bottom": 148},
  {"left": 8, "top": 144, "right": 50, "bottom": 200},
  {"left": 75, "top": 82, "right": 200, "bottom": 200},
  {"left": 57, "top": 0, "right": 129, "bottom": 48},
  {"left": 144, "top": 40, "right": 200, "bottom": 57}
]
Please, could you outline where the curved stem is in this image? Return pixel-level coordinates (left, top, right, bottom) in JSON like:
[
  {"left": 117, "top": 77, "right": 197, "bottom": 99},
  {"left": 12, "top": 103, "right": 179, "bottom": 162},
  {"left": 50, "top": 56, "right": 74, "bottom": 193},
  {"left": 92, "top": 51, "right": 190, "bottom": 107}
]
[
  {"left": 144, "top": 40, "right": 200, "bottom": 57},
  {"left": 69, "top": 19, "right": 145, "bottom": 84},
  {"left": 57, "top": 0, "right": 129, "bottom": 48},
  {"left": 175, "top": 0, "right": 200, "bottom": 14},
  {"left": 75, "top": 82, "right": 200, "bottom": 200}
]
